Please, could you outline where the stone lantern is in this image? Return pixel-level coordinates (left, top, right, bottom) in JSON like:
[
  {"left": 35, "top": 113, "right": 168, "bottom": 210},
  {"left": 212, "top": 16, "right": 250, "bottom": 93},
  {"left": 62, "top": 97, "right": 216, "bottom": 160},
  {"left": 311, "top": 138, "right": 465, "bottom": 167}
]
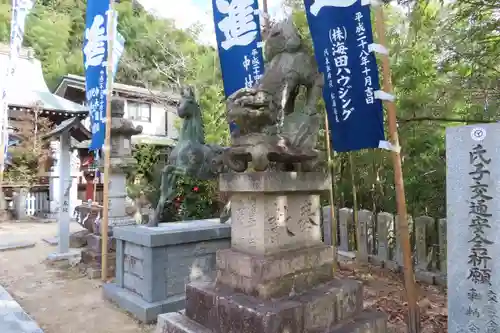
[
  {"left": 79, "top": 98, "right": 143, "bottom": 278},
  {"left": 102, "top": 98, "right": 143, "bottom": 228}
]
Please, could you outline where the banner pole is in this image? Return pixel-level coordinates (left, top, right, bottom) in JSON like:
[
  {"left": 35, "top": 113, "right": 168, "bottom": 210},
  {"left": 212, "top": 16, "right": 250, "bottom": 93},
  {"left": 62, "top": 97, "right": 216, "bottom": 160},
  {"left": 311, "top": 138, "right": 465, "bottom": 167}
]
[
  {"left": 0, "top": 14, "right": 9, "bottom": 217},
  {"left": 374, "top": 6, "right": 420, "bottom": 333},
  {"left": 323, "top": 112, "right": 337, "bottom": 269},
  {"left": 348, "top": 152, "right": 360, "bottom": 261},
  {"left": 93, "top": 172, "right": 97, "bottom": 203},
  {"left": 101, "top": 0, "right": 116, "bottom": 282},
  {"left": 262, "top": 0, "right": 270, "bottom": 32},
  {"left": 0, "top": 120, "right": 6, "bottom": 218}
]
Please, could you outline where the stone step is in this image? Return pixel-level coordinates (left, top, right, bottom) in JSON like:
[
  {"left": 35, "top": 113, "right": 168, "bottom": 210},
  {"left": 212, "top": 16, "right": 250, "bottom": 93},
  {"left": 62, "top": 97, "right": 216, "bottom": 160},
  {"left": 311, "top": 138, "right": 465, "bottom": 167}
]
[
  {"left": 81, "top": 248, "right": 116, "bottom": 265},
  {"left": 156, "top": 310, "right": 387, "bottom": 333},
  {"left": 185, "top": 278, "right": 364, "bottom": 333},
  {"left": 156, "top": 312, "right": 212, "bottom": 333},
  {"left": 329, "top": 310, "right": 388, "bottom": 333},
  {"left": 0, "top": 285, "right": 44, "bottom": 333}
]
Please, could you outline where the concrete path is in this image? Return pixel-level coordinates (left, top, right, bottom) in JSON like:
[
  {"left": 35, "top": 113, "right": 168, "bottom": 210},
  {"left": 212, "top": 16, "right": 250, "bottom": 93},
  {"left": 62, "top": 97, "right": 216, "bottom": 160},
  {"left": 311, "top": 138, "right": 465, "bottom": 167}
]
[
  {"left": 0, "top": 285, "right": 43, "bottom": 333},
  {"left": 0, "top": 240, "right": 36, "bottom": 252}
]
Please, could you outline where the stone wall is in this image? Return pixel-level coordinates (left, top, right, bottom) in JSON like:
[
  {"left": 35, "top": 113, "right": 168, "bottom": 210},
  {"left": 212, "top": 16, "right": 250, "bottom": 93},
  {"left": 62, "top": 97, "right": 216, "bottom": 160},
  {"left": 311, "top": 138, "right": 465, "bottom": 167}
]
[
  {"left": 103, "top": 219, "right": 231, "bottom": 323},
  {"left": 322, "top": 206, "right": 446, "bottom": 286}
]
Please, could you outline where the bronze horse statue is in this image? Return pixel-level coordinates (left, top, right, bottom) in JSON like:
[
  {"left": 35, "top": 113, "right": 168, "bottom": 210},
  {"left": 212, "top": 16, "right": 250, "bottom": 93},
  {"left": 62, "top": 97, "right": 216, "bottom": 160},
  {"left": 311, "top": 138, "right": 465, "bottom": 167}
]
[{"left": 149, "top": 86, "right": 226, "bottom": 226}]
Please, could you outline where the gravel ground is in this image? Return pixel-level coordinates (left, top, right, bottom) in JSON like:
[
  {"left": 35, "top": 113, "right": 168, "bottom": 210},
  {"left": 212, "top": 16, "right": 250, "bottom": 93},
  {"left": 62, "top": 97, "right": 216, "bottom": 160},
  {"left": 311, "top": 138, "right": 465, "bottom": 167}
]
[{"left": 0, "top": 221, "right": 155, "bottom": 333}]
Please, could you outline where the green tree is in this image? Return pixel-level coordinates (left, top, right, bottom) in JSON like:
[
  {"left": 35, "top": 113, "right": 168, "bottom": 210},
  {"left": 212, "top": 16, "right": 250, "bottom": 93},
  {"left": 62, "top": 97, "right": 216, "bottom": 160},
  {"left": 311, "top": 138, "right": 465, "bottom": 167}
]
[
  {"left": 284, "top": 0, "right": 499, "bottom": 218},
  {"left": 6, "top": 106, "right": 53, "bottom": 185}
]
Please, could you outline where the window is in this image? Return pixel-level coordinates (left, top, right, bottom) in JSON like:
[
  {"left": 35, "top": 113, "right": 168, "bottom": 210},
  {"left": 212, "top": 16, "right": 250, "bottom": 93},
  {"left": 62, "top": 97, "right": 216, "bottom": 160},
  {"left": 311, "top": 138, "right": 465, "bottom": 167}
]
[{"left": 128, "top": 101, "right": 151, "bottom": 122}]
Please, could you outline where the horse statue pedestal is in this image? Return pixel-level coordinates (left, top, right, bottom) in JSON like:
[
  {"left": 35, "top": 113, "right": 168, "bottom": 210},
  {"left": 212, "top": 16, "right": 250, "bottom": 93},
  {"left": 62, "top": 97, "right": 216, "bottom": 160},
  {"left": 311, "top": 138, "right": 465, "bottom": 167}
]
[{"left": 102, "top": 219, "right": 231, "bottom": 323}]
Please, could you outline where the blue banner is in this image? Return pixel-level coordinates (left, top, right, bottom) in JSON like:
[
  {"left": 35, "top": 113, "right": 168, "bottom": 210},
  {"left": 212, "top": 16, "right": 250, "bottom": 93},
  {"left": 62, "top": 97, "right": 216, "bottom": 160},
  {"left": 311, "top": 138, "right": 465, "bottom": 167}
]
[
  {"left": 305, "top": 0, "right": 385, "bottom": 152},
  {"left": 83, "top": 1, "right": 114, "bottom": 151},
  {"left": 212, "top": 0, "right": 265, "bottom": 98}
]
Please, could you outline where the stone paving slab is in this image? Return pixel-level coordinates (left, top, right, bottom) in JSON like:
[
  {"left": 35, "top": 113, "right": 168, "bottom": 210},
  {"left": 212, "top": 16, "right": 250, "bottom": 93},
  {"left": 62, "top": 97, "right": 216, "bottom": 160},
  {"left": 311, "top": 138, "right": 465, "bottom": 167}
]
[
  {"left": 0, "top": 285, "right": 43, "bottom": 333},
  {"left": 12, "top": 218, "right": 55, "bottom": 224},
  {"left": 41, "top": 236, "right": 58, "bottom": 246},
  {"left": 0, "top": 241, "right": 36, "bottom": 252}
]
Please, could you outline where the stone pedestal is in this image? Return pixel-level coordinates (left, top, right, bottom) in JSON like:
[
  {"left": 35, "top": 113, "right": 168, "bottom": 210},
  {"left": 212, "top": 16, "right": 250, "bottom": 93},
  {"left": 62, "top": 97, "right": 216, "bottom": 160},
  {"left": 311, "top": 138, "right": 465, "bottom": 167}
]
[
  {"left": 157, "top": 172, "right": 388, "bottom": 333},
  {"left": 73, "top": 203, "right": 117, "bottom": 278},
  {"left": 80, "top": 233, "right": 118, "bottom": 279},
  {"left": 81, "top": 248, "right": 117, "bottom": 277},
  {"left": 103, "top": 219, "right": 231, "bottom": 323}
]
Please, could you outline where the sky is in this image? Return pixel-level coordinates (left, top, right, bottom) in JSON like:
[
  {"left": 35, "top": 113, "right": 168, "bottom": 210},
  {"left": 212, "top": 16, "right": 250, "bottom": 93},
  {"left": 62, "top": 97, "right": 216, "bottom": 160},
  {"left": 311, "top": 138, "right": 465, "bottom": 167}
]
[{"left": 137, "top": 0, "right": 288, "bottom": 45}]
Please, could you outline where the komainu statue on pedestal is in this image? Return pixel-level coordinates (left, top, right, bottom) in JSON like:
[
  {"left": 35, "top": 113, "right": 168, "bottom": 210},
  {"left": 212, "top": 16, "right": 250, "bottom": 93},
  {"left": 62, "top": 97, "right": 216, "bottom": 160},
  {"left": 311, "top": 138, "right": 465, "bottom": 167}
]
[{"left": 223, "top": 17, "right": 324, "bottom": 173}]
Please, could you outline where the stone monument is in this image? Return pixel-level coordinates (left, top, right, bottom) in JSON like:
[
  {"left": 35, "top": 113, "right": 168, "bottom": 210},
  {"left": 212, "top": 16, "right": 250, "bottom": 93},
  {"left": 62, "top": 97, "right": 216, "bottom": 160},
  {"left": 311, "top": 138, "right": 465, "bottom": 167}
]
[
  {"left": 48, "top": 140, "right": 81, "bottom": 219},
  {"left": 447, "top": 123, "right": 500, "bottom": 333},
  {"left": 42, "top": 117, "right": 90, "bottom": 263},
  {"left": 156, "top": 18, "right": 388, "bottom": 333}
]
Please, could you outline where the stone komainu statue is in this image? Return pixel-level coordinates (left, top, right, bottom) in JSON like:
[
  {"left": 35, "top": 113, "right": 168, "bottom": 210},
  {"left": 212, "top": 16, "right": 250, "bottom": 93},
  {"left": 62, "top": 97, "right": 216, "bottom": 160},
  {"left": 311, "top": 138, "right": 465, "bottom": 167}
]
[{"left": 223, "top": 17, "right": 324, "bottom": 173}]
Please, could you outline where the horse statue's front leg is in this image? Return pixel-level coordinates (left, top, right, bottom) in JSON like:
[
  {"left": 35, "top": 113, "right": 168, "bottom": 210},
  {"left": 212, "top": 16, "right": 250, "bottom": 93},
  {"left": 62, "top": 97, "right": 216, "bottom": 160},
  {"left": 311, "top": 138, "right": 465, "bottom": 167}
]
[{"left": 148, "top": 165, "right": 186, "bottom": 227}]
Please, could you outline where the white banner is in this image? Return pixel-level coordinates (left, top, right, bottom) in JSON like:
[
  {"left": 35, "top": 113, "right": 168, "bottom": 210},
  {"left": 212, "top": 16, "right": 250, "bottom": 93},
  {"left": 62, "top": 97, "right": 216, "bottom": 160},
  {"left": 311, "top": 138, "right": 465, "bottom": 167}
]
[{"left": 0, "top": 0, "right": 35, "bottom": 171}]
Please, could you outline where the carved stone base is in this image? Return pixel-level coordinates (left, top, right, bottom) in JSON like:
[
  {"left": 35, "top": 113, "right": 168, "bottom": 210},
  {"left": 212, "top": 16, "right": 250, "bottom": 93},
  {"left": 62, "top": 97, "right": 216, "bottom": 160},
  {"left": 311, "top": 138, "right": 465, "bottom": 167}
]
[
  {"left": 81, "top": 248, "right": 116, "bottom": 277},
  {"left": 215, "top": 245, "right": 335, "bottom": 299},
  {"left": 157, "top": 280, "right": 387, "bottom": 333},
  {"left": 156, "top": 241, "right": 388, "bottom": 333},
  {"left": 220, "top": 172, "right": 328, "bottom": 256},
  {"left": 155, "top": 172, "right": 388, "bottom": 332},
  {"left": 158, "top": 310, "right": 387, "bottom": 333}
]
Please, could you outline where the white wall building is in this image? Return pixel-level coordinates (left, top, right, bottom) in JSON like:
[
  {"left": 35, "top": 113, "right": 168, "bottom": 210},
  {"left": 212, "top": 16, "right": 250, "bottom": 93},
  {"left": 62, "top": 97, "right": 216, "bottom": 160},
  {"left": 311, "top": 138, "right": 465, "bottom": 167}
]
[{"left": 54, "top": 74, "right": 181, "bottom": 147}]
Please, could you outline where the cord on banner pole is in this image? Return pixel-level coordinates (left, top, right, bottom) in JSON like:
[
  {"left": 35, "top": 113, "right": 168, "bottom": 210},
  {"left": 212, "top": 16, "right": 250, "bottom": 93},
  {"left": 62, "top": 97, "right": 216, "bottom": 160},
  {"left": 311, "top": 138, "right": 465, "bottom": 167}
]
[
  {"left": 374, "top": 6, "right": 420, "bottom": 333},
  {"left": 101, "top": 0, "right": 116, "bottom": 282}
]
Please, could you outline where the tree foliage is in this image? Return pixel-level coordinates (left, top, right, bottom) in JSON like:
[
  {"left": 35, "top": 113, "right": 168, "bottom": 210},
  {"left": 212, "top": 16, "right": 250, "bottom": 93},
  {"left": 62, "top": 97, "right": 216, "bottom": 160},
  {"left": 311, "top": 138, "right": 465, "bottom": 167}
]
[
  {"left": 286, "top": 0, "right": 499, "bottom": 217},
  {"left": 6, "top": 107, "right": 53, "bottom": 185}
]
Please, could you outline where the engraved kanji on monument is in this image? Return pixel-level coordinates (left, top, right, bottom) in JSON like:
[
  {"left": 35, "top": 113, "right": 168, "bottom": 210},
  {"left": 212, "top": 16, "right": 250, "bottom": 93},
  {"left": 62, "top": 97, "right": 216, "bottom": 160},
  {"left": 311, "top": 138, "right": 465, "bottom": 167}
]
[
  {"left": 222, "top": 173, "right": 325, "bottom": 256},
  {"left": 447, "top": 124, "right": 500, "bottom": 333}
]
